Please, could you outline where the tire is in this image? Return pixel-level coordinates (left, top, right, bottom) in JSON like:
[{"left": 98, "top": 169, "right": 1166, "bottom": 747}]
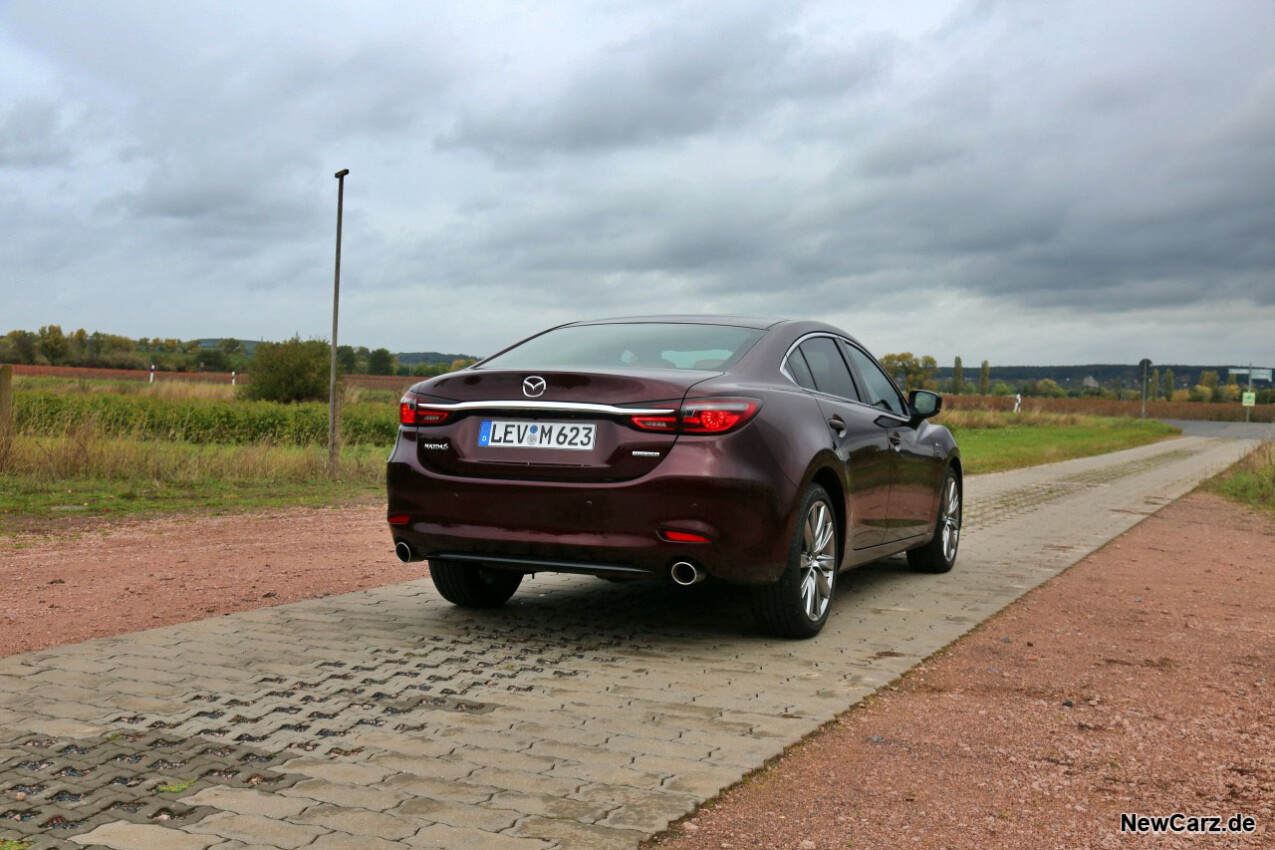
[
  {"left": 907, "top": 468, "right": 961, "bottom": 574},
  {"left": 751, "top": 484, "right": 839, "bottom": 639},
  {"left": 428, "top": 559, "right": 523, "bottom": 608}
]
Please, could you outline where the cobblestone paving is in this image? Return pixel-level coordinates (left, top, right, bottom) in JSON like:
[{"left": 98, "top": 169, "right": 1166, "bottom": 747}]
[
  {"left": 0, "top": 435, "right": 1257, "bottom": 849},
  {"left": 962, "top": 447, "right": 1201, "bottom": 527}
]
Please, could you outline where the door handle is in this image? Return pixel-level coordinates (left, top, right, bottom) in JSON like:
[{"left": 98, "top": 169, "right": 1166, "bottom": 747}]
[
  {"left": 888, "top": 431, "right": 902, "bottom": 449},
  {"left": 827, "top": 416, "right": 846, "bottom": 435}
]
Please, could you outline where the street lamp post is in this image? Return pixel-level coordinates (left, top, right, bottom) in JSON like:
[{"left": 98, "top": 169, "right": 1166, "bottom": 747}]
[{"left": 329, "top": 169, "right": 349, "bottom": 474}]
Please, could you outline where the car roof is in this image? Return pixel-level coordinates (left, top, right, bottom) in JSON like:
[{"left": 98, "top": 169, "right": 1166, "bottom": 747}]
[{"left": 566, "top": 315, "right": 789, "bottom": 331}]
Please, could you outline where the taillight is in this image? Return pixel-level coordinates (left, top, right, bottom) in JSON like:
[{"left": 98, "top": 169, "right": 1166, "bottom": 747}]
[
  {"left": 629, "top": 398, "right": 760, "bottom": 434},
  {"left": 680, "top": 399, "right": 760, "bottom": 433},
  {"left": 399, "top": 397, "right": 451, "bottom": 426}
]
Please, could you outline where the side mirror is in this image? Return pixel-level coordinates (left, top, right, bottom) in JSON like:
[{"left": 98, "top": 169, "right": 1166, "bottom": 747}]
[{"left": 909, "top": 390, "right": 942, "bottom": 420}]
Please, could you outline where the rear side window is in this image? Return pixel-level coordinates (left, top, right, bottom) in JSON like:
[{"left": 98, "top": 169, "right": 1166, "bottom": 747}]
[
  {"left": 842, "top": 343, "right": 906, "bottom": 416},
  {"left": 785, "top": 349, "right": 818, "bottom": 390},
  {"left": 796, "top": 337, "right": 859, "bottom": 400}
]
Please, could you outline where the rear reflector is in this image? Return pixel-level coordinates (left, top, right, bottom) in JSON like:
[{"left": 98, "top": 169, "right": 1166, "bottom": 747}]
[
  {"left": 629, "top": 414, "right": 678, "bottom": 431},
  {"left": 400, "top": 397, "right": 451, "bottom": 426},
  {"left": 660, "top": 529, "right": 711, "bottom": 543},
  {"left": 388, "top": 514, "right": 411, "bottom": 526}
]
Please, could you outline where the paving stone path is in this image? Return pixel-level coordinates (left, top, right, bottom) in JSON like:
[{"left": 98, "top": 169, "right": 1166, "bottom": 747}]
[{"left": 0, "top": 433, "right": 1261, "bottom": 849}]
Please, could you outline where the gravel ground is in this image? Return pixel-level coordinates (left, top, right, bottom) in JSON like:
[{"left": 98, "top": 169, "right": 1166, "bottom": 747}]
[
  {"left": 647, "top": 493, "right": 1275, "bottom": 849},
  {"left": 1, "top": 492, "right": 1271, "bottom": 848}
]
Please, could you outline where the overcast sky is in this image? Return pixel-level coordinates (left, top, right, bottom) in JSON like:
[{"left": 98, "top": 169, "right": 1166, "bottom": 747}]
[{"left": 2, "top": 1, "right": 1272, "bottom": 365}]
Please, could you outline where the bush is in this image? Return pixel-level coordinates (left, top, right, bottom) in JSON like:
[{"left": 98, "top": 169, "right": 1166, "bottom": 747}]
[
  {"left": 243, "top": 337, "right": 331, "bottom": 403},
  {"left": 1215, "top": 385, "right": 1241, "bottom": 403},
  {"left": 1189, "top": 384, "right": 1214, "bottom": 403}
]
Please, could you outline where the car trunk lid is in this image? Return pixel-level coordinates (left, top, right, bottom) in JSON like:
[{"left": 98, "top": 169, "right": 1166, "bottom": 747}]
[{"left": 404, "top": 369, "right": 714, "bottom": 482}]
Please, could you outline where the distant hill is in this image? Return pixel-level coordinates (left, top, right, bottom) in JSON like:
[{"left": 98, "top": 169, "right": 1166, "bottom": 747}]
[{"left": 395, "top": 351, "right": 480, "bottom": 366}]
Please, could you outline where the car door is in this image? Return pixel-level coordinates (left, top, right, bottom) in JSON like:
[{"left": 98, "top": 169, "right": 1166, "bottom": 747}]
[
  {"left": 786, "top": 336, "right": 892, "bottom": 550},
  {"left": 841, "top": 342, "right": 942, "bottom": 543}
]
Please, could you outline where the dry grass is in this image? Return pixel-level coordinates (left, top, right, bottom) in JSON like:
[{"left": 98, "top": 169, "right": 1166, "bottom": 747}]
[
  {"left": 0, "top": 425, "right": 383, "bottom": 486},
  {"left": 937, "top": 408, "right": 1094, "bottom": 430},
  {"left": 1208, "top": 440, "right": 1275, "bottom": 512},
  {"left": 16, "top": 375, "right": 237, "bottom": 400},
  {"left": 14, "top": 375, "right": 401, "bottom": 405}
]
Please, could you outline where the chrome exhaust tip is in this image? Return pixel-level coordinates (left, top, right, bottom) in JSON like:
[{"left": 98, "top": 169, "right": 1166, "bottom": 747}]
[
  {"left": 670, "top": 561, "right": 706, "bottom": 586},
  {"left": 394, "top": 541, "right": 414, "bottom": 563}
]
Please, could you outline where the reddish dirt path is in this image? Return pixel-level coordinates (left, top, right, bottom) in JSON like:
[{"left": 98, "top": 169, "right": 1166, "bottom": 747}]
[
  {"left": 1, "top": 493, "right": 1271, "bottom": 848},
  {"left": 0, "top": 503, "right": 417, "bottom": 658},
  {"left": 647, "top": 493, "right": 1275, "bottom": 849}
]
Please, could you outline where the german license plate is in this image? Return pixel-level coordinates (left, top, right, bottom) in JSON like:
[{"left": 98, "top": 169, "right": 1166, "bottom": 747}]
[{"left": 478, "top": 420, "right": 596, "bottom": 451}]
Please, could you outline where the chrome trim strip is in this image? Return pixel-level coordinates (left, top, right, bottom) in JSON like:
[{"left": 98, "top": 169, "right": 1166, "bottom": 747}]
[{"left": 408, "top": 400, "right": 676, "bottom": 416}]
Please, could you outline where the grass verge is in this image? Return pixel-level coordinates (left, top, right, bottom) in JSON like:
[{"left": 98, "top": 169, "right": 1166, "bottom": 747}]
[
  {"left": 939, "top": 411, "right": 1180, "bottom": 475},
  {"left": 0, "top": 430, "right": 385, "bottom": 531},
  {"left": 0, "top": 410, "right": 1183, "bottom": 532},
  {"left": 1204, "top": 440, "right": 1275, "bottom": 514}
]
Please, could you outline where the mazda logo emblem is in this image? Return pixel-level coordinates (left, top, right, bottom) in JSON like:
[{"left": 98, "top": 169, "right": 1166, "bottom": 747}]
[{"left": 522, "top": 376, "right": 547, "bottom": 398}]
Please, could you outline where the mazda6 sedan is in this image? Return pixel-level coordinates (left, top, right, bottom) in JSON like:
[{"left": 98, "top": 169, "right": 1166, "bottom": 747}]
[{"left": 387, "top": 316, "right": 961, "bottom": 638}]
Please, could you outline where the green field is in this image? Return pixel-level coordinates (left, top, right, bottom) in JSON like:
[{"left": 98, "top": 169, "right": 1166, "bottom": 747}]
[
  {"left": 0, "top": 387, "right": 1185, "bottom": 531},
  {"left": 940, "top": 410, "right": 1181, "bottom": 475}
]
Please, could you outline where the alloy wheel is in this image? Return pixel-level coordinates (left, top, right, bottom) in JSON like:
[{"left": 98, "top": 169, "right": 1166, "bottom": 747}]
[
  {"left": 800, "top": 500, "right": 837, "bottom": 621},
  {"left": 940, "top": 475, "right": 961, "bottom": 563}
]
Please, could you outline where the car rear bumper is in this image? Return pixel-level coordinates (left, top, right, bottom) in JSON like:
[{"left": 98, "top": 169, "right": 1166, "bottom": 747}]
[{"left": 386, "top": 429, "right": 798, "bottom": 584}]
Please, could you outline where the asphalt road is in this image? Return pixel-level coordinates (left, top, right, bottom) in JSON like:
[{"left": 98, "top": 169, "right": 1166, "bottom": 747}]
[
  {"left": 0, "top": 434, "right": 1259, "bottom": 849},
  {"left": 1162, "top": 419, "right": 1274, "bottom": 440}
]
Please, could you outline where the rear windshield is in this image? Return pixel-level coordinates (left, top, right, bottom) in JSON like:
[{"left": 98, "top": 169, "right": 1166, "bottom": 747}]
[{"left": 477, "top": 322, "right": 766, "bottom": 371}]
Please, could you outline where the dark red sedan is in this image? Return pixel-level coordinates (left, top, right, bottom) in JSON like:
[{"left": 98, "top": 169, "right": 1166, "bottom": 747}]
[{"left": 387, "top": 316, "right": 961, "bottom": 637}]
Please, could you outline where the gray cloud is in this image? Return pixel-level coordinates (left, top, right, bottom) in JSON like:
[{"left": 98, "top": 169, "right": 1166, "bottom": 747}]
[
  {"left": 0, "top": 100, "right": 71, "bottom": 167},
  {"left": 439, "top": 6, "right": 894, "bottom": 159},
  {"left": 1, "top": 0, "right": 1272, "bottom": 363}
]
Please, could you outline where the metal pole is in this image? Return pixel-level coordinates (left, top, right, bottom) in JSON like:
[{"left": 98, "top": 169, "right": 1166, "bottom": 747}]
[{"left": 329, "top": 169, "right": 349, "bottom": 473}]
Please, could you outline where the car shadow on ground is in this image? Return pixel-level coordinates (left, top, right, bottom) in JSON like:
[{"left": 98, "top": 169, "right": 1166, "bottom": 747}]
[{"left": 405, "top": 555, "right": 930, "bottom": 647}]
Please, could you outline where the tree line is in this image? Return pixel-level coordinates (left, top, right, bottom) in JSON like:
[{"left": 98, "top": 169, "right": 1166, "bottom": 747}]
[
  {"left": 5, "top": 327, "right": 1265, "bottom": 406},
  {"left": 880, "top": 353, "right": 1272, "bottom": 404},
  {"left": 0, "top": 326, "right": 474, "bottom": 380}
]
